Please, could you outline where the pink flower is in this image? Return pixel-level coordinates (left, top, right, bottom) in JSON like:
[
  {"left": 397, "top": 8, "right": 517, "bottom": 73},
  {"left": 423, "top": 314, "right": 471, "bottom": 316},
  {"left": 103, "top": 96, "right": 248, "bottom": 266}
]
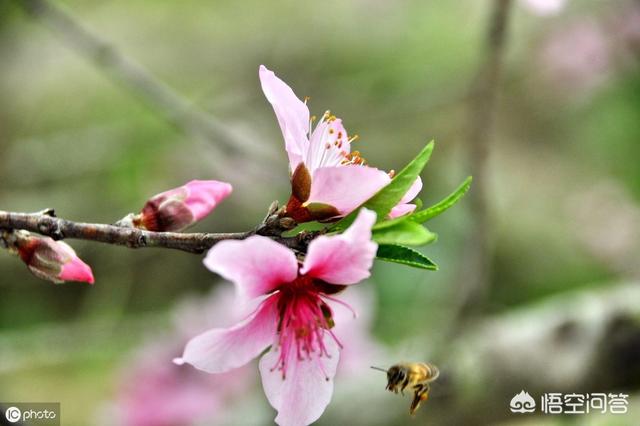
[
  {"left": 259, "top": 65, "right": 419, "bottom": 222},
  {"left": 539, "top": 20, "right": 612, "bottom": 96},
  {"left": 15, "top": 232, "right": 94, "bottom": 284},
  {"left": 331, "top": 286, "right": 385, "bottom": 378},
  {"left": 176, "top": 208, "right": 378, "bottom": 426},
  {"left": 115, "top": 286, "right": 253, "bottom": 426},
  {"left": 135, "top": 180, "right": 232, "bottom": 232}
]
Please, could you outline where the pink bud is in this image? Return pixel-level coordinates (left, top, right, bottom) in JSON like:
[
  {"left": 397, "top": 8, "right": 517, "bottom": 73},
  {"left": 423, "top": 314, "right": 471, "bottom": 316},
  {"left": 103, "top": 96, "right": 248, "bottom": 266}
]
[
  {"left": 16, "top": 233, "right": 94, "bottom": 284},
  {"left": 136, "top": 180, "right": 232, "bottom": 232}
]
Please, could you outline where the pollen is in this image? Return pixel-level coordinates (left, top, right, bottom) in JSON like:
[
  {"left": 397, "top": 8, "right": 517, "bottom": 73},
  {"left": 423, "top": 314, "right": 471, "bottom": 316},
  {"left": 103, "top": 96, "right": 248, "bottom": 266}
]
[{"left": 342, "top": 150, "right": 367, "bottom": 166}]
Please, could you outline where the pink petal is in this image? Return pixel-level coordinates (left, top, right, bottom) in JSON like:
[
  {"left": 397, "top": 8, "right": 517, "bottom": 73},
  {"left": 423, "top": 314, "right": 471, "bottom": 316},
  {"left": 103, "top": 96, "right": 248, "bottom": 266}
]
[
  {"left": 399, "top": 176, "right": 422, "bottom": 205},
  {"left": 184, "top": 180, "right": 233, "bottom": 221},
  {"left": 59, "top": 256, "right": 95, "bottom": 284},
  {"left": 203, "top": 236, "right": 298, "bottom": 301},
  {"left": 57, "top": 241, "right": 94, "bottom": 284},
  {"left": 259, "top": 336, "right": 340, "bottom": 426},
  {"left": 259, "top": 65, "right": 310, "bottom": 170},
  {"left": 301, "top": 208, "right": 377, "bottom": 285},
  {"left": 176, "top": 296, "right": 278, "bottom": 373},
  {"left": 387, "top": 203, "right": 417, "bottom": 219},
  {"left": 308, "top": 166, "right": 390, "bottom": 216},
  {"left": 329, "top": 287, "right": 384, "bottom": 377},
  {"left": 387, "top": 176, "right": 422, "bottom": 219}
]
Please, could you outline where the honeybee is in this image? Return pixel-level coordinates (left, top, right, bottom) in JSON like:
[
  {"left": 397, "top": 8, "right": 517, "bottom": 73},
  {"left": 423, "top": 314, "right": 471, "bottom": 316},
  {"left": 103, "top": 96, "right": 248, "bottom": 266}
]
[{"left": 371, "top": 362, "right": 440, "bottom": 415}]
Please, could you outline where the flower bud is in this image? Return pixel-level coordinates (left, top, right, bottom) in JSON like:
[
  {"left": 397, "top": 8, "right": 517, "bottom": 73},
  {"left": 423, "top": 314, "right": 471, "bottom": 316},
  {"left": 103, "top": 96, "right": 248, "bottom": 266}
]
[
  {"left": 15, "top": 232, "right": 94, "bottom": 284},
  {"left": 135, "top": 180, "right": 232, "bottom": 232}
]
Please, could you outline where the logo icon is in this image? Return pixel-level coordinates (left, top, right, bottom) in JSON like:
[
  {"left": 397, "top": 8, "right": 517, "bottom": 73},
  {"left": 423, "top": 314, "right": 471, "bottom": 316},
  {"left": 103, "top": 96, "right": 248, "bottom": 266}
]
[
  {"left": 510, "top": 390, "right": 536, "bottom": 413},
  {"left": 5, "top": 406, "right": 21, "bottom": 423}
]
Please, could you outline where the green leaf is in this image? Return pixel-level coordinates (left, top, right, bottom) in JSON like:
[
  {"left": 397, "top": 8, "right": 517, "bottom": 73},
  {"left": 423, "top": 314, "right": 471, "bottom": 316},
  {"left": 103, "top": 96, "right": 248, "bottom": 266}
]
[
  {"left": 376, "top": 244, "right": 438, "bottom": 270},
  {"left": 372, "top": 219, "right": 437, "bottom": 246},
  {"left": 410, "top": 176, "right": 472, "bottom": 223},
  {"left": 363, "top": 141, "right": 434, "bottom": 219},
  {"left": 331, "top": 141, "right": 434, "bottom": 230}
]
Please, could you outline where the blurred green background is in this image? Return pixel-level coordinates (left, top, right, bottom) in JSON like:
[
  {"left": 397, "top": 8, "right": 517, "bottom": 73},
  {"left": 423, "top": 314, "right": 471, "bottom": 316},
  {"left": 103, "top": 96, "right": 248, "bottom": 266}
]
[{"left": 1, "top": 0, "right": 639, "bottom": 425}]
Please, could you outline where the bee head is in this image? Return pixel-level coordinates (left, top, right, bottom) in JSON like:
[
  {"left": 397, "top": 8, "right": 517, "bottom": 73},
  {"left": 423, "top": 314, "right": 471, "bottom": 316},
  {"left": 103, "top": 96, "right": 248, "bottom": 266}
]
[{"left": 386, "top": 365, "right": 406, "bottom": 390}]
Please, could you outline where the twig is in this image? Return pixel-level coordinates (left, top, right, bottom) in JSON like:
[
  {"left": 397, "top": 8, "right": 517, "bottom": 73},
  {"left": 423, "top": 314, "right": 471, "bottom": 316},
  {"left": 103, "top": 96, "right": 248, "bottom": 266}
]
[
  {"left": 12, "top": 0, "right": 276, "bottom": 163},
  {"left": 0, "top": 210, "right": 308, "bottom": 254},
  {"left": 454, "top": 0, "right": 513, "bottom": 324}
]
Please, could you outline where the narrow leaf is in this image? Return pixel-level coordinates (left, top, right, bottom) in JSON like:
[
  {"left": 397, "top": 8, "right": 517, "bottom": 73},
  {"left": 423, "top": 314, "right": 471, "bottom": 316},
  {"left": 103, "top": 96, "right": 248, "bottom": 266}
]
[
  {"left": 376, "top": 244, "right": 438, "bottom": 270},
  {"left": 364, "top": 141, "right": 434, "bottom": 219},
  {"left": 411, "top": 176, "right": 472, "bottom": 223},
  {"left": 372, "top": 220, "right": 437, "bottom": 246}
]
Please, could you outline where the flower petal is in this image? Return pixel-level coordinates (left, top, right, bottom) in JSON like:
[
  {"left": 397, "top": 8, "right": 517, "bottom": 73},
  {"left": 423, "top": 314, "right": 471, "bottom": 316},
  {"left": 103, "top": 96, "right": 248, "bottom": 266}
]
[
  {"left": 59, "top": 254, "right": 95, "bottom": 284},
  {"left": 307, "top": 166, "right": 390, "bottom": 216},
  {"left": 203, "top": 236, "right": 298, "bottom": 301},
  {"left": 183, "top": 180, "right": 233, "bottom": 221},
  {"left": 259, "top": 65, "right": 310, "bottom": 170},
  {"left": 387, "top": 203, "right": 417, "bottom": 219},
  {"left": 399, "top": 176, "right": 422, "bottom": 205},
  {"left": 301, "top": 208, "right": 377, "bottom": 285},
  {"left": 176, "top": 296, "right": 278, "bottom": 374},
  {"left": 329, "top": 287, "right": 385, "bottom": 377},
  {"left": 259, "top": 336, "right": 340, "bottom": 426},
  {"left": 388, "top": 176, "right": 422, "bottom": 219}
]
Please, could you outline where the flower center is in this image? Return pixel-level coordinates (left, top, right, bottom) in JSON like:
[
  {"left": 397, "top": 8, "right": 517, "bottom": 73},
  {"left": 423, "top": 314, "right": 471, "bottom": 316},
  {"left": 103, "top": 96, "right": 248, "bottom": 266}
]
[
  {"left": 306, "top": 111, "right": 363, "bottom": 172},
  {"left": 272, "top": 276, "right": 341, "bottom": 379}
]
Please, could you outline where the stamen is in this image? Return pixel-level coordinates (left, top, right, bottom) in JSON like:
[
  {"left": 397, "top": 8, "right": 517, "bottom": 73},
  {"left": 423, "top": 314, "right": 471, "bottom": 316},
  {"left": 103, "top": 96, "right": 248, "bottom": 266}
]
[
  {"left": 316, "top": 357, "right": 330, "bottom": 381},
  {"left": 322, "top": 294, "right": 358, "bottom": 319}
]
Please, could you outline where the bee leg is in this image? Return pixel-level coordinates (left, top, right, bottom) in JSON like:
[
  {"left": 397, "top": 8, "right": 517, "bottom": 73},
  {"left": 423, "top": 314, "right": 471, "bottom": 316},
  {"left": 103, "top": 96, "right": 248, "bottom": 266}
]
[
  {"left": 400, "top": 377, "right": 410, "bottom": 396},
  {"left": 409, "top": 384, "right": 430, "bottom": 416}
]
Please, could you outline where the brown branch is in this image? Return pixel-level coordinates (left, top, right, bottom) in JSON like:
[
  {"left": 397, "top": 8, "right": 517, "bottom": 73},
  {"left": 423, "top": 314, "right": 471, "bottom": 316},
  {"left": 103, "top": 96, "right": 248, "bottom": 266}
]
[
  {"left": 454, "top": 0, "right": 513, "bottom": 324},
  {"left": 0, "top": 210, "right": 307, "bottom": 254},
  {"left": 12, "top": 0, "right": 277, "bottom": 164}
]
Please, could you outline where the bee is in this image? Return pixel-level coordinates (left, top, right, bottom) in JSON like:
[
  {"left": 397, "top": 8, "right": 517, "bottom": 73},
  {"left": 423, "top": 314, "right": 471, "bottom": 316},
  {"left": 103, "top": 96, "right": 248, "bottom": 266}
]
[{"left": 371, "top": 362, "right": 440, "bottom": 415}]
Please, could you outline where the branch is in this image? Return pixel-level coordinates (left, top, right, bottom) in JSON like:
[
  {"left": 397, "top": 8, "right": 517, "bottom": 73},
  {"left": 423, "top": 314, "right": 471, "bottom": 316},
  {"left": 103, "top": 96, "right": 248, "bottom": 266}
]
[
  {"left": 12, "top": 0, "right": 276, "bottom": 164},
  {"left": 454, "top": 0, "right": 513, "bottom": 322},
  {"left": 0, "top": 210, "right": 307, "bottom": 254}
]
